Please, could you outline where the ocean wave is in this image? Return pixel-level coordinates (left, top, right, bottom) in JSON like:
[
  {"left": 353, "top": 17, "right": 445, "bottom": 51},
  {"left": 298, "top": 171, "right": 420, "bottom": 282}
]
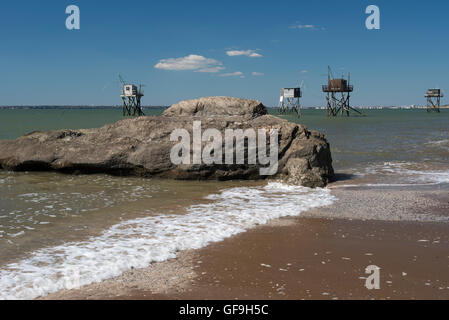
[
  {"left": 425, "top": 139, "right": 449, "bottom": 151},
  {"left": 0, "top": 182, "right": 336, "bottom": 300},
  {"left": 362, "top": 162, "right": 449, "bottom": 185},
  {"left": 332, "top": 182, "right": 444, "bottom": 189},
  {"left": 426, "top": 139, "right": 449, "bottom": 146}
]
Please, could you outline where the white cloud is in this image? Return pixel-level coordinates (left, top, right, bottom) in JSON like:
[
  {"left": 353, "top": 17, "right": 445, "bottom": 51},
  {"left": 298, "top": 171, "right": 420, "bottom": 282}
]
[
  {"left": 290, "top": 24, "right": 323, "bottom": 30},
  {"left": 219, "top": 71, "right": 244, "bottom": 77},
  {"left": 251, "top": 72, "right": 264, "bottom": 76},
  {"left": 154, "top": 54, "right": 223, "bottom": 72},
  {"left": 226, "top": 50, "right": 263, "bottom": 58},
  {"left": 301, "top": 70, "right": 308, "bottom": 73},
  {"left": 195, "top": 66, "right": 225, "bottom": 73}
]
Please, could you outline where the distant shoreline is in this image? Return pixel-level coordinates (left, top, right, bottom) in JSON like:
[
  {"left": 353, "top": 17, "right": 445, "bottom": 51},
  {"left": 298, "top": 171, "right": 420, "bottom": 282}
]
[
  {"left": 0, "top": 105, "right": 447, "bottom": 110},
  {"left": 0, "top": 106, "right": 169, "bottom": 110}
]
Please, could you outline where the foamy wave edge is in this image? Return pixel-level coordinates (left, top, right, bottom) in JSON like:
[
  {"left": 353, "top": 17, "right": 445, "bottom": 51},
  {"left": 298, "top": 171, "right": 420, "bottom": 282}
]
[
  {"left": 0, "top": 182, "right": 336, "bottom": 300},
  {"left": 355, "top": 162, "right": 449, "bottom": 186}
]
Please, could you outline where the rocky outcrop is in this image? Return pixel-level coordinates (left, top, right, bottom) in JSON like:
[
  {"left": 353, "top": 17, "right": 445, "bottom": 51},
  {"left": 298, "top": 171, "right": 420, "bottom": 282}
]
[
  {"left": 0, "top": 97, "right": 335, "bottom": 187},
  {"left": 163, "top": 96, "right": 267, "bottom": 119}
]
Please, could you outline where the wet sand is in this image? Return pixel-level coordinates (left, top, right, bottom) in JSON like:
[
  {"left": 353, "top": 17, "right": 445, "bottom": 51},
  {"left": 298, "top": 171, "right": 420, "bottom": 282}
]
[{"left": 42, "top": 184, "right": 449, "bottom": 300}]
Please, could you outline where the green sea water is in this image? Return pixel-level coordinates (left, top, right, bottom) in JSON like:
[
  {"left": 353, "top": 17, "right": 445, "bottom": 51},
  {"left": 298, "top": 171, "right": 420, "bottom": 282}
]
[
  {"left": 0, "top": 108, "right": 165, "bottom": 140},
  {"left": 276, "top": 108, "right": 449, "bottom": 174}
]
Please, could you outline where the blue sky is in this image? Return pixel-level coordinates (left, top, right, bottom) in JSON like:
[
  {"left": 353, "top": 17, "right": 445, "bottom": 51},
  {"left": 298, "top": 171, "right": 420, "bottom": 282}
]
[{"left": 0, "top": 0, "right": 448, "bottom": 107}]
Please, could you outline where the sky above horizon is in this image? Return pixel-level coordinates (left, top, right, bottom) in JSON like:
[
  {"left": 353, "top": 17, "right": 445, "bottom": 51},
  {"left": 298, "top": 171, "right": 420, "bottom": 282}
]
[{"left": 1, "top": 0, "right": 448, "bottom": 107}]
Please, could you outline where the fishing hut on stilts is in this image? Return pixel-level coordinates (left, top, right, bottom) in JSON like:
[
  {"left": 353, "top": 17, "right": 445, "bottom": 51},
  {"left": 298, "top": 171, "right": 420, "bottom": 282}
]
[
  {"left": 119, "top": 75, "right": 145, "bottom": 116},
  {"left": 425, "top": 89, "right": 443, "bottom": 113},
  {"left": 322, "top": 66, "right": 362, "bottom": 117},
  {"left": 278, "top": 83, "right": 303, "bottom": 117}
]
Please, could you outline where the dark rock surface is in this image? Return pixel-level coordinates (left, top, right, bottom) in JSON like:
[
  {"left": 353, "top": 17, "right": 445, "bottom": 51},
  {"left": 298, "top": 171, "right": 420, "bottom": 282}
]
[{"left": 0, "top": 97, "right": 335, "bottom": 187}]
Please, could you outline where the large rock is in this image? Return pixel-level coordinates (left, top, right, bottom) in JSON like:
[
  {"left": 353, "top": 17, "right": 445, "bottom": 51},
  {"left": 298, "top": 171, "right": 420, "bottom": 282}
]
[
  {"left": 0, "top": 97, "right": 335, "bottom": 187},
  {"left": 163, "top": 96, "right": 267, "bottom": 119}
]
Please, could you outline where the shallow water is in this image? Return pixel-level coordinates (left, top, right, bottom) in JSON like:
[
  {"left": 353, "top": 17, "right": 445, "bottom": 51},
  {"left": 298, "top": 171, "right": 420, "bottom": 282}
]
[
  {"left": 275, "top": 109, "right": 449, "bottom": 185},
  {"left": 0, "top": 108, "right": 164, "bottom": 140},
  {"left": 0, "top": 171, "right": 261, "bottom": 263},
  {"left": 0, "top": 107, "right": 448, "bottom": 299}
]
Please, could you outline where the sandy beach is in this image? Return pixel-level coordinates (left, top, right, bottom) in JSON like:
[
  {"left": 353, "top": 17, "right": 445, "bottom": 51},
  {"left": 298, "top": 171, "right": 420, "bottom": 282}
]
[{"left": 41, "top": 182, "right": 449, "bottom": 300}]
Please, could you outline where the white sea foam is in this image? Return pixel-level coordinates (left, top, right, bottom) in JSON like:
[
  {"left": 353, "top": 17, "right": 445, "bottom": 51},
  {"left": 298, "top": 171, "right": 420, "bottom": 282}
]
[
  {"left": 332, "top": 182, "right": 443, "bottom": 189},
  {"left": 408, "top": 169, "right": 449, "bottom": 184},
  {"left": 0, "top": 182, "right": 336, "bottom": 300},
  {"left": 362, "top": 162, "right": 449, "bottom": 185},
  {"left": 426, "top": 139, "right": 449, "bottom": 149}
]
